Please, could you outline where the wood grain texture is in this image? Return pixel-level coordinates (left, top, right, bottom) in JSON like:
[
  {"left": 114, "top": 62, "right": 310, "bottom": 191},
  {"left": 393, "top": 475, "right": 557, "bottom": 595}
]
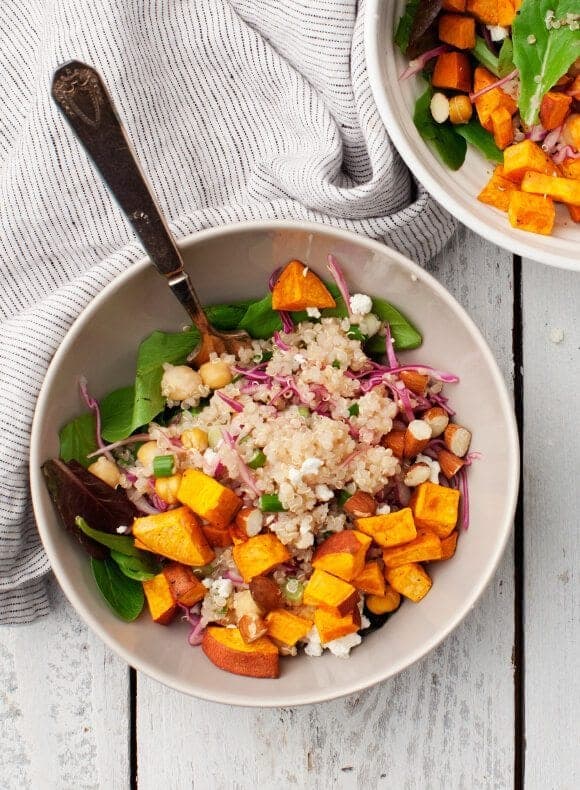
[
  {"left": 521, "top": 261, "right": 580, "bottom": 790},
  {"left": 0, "top": 578, "right": 130, "bottom": 790},
  {"left": 135, "top": 227, "right": 517, "bottom": 790}
]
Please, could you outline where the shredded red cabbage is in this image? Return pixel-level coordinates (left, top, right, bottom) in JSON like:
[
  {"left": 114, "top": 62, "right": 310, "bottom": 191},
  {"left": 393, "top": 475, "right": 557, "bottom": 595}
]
[
  {"left": 469, "top": 68, "right": 518, "bottom": 102},
  {"left": 268, "top": 267, "right": 282, "bottom": 292},
  {"left": 87, "top": 433, "right": 152, "bottom": 458},
  {"left": 280, "top": 311, "right": 294, "bottom": 333},
  {"left": 552, "top": 145, "right": 580, "bottom": 164},
  {"left": 526, "top": 124, "right": 547, "bottom": 142},
  {"left": 399, "top": 45, "right": 449, "bottom": 81},
  {"left": 221, "top": 429, "right": 260, "bottom": 494},
  {"left": 457, "top": 466, "right": 470, "bottom": 530},
  {"left": 126, "top": 488, "right": 161, "bottom": 515},
  {"left": 217, "top": 391, "right": 244, "bottom": 412},
  {"left": 79, "top": 377, "right": 114, "bottom": 462},
  {"left": 273, "top": 331, "right": 291, "bottom": 350},
  {"left": 383, "top": 322, "right": 399, "bottom": 370},
  {"left": 542, "top": 126, "right": 563, "bottom": 155},
  {"left": 327, "top": 254, "right": 353, "bottom": 319}
]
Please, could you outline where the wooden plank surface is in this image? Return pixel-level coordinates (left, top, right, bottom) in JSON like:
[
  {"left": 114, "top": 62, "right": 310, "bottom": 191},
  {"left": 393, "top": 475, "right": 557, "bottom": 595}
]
[
  {"left": 0, "top": 578, "right": 130, "bottom": 790},
  {"left": 521, "top": 261, "right": 580, "bottom": 790},
  {"left": 135, "top": 227, "right": 517, "bottom": 790}
]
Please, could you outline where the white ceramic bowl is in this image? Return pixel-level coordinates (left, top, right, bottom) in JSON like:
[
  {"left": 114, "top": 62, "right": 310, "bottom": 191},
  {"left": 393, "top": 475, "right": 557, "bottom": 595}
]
[
  {"left": 365, "top": 0, "right": 580, "bottom": 271},
  {"left": 30, "top": 220, "right": 519, "bottom": 706}
]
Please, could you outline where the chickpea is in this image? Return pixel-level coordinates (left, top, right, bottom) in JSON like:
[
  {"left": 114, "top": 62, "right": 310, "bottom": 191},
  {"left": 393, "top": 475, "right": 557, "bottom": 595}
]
[
  {"left": 136, "top": 440, "right": 160, "bottom": 467},
  {"left": 154, "top": 474, "right": 182, "bottom": 505},
  {"left": 449, "top": 95, "right": 473, "bottom": 125},
  {"left": 88, "top": 457, "right": 121, "bottom": 489},
  {"left": 198, "top": 360, "right": 233, "bottom": 389},
  {"left": 161, "top": 364, "right": 204, "bottom": 401},
  {"left": 181, "top": 427, "right": 209, "bottom": 452}
]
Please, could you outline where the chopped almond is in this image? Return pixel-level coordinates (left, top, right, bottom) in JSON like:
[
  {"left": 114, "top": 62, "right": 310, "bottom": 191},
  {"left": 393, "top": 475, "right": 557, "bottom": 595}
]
[
  {"left": 399, "top": 370, "right": 429, "bottom": 396},
  {"left": 438, "top": 448, "right": 465, "bottom": 479},
  {"left": 382, "top": 429, "right": 405, "bottom": 458},
  {"left": 403, "top": 462, "right": 432, "bottom": 487},
  {"left": 238, "top": 614, "right": 269, "bottom": 644},
  {"left": 235, "top": 507, "right": 263, "bottom": 538},
  {"left": 404, "top": 420, "right": 432, "bottom": 459},
  {"left": 343, "top": 490, "right": 377, "bottom": 518},
  {"left": 422, "top": 406, "right": 449, "bottom": 438},
  {"left": 444, "top": 424, "right": 472, "bottom": 458}
]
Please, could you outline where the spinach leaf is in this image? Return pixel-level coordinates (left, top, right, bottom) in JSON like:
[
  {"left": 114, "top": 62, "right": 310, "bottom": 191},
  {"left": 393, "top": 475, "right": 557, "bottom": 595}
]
[
  {"left": 395, "top": 0, "right": 420, "bottom": 54},
  {"left": 455, "top": 120, "right": 503, "bottom": 164},
  {"left": 100, "top": 386, "right": 136, "bottom": 443},
  {"left": 498, "top": 38, "right": 515, "bottom": 77},
  {"left": 513, "top": 0, "right": 580, "bottom": 125},
  {"left": 205, "top": 300, "right": 254, "bottom": 331},
  {"left": 472, "top": 36, "right": 501, "bottom": 76},
  {"left": 75, "top": 516, "right": 141, "bottom": 556},
  {"left": 239, "top": 293, "right": 284, "bottom": 339},
  {"left": 407, "top": 0, "right": 442, "bottom": 59},
  {"left": 90, "top": 557, "right": 144, "bottom": 621},
  {"left": 413, "top": 85, "right": 467, "bottom": 170},
  {"left": 110, "top": 549, "right": 160, "bottom": 581},
  {"left": 368, "top": 299, "right": 422, "bottom": 350},
  {"left": 59, "top": 413, "right": 97, "bottom": 468}
]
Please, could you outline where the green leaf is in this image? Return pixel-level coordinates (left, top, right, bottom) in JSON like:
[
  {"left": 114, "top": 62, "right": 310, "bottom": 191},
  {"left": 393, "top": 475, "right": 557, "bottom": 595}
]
[
  {"left": 59, "top": 413, "right": 97, "bottom": 468},
  {"left": 472, "top": 36, "right": 501, "bottom": 76},
  {"left": 413, "top": 85, "right": 467, "bottom": 171},
  {"left": 513, "top": 0, "right": 580, "bottom": 125},
  {"left": 455, "top": 120, "right": 504, "bottom": 164},
  {"left": 239, "top": 293, "right": 284, "bottom": 339},
  {"left": 369, "top": 298, "right": 423, "bottom": 350},
  {"left": 498, "top": 38, "right": 515, "bottom": 78},
  {"left": 394, "top": 0, "right": 420, "bottom": 54},
  {"left": 90, "top": 557, "right": 144, "bottom": 621},
  {"left": 75, "top": 516, "right": 142, "bottom": 556},
  {"left": 100, "top": 386, "right": 136, "bottom": 443},
  {"left": 205, "top": 300, "right": 254, "bottom": 331},
  {"left": 110, "top": 549, "right": 160, "bottom": 581}
]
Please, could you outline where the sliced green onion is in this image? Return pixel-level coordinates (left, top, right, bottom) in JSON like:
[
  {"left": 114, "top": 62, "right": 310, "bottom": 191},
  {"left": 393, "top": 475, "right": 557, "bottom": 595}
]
[
  {"left": 298, "top": 406, "right": 310, "bottom": 418},
  {"left": 194, "top": 562, "right": 215, "bottom": 576},
  {"left": 153, "top": 455, "right": 175, "bottom": 477},
  {"left": 348, "top": 403, "right": 359, "bottom": 417},
  {"left": 332, "top": 360, "right": 341, "bottom": 369},
  {"left": 283, "top": 578, "right": 304, "bottom": 603},
  {"left": 259, "top": 493, "right": 286, "bottom": 512},
  {"left": 254, "top": 350, "right": 273, "bottom": 363},
  {"left": 248, "top": 450, "right": 267, "bottom": 469},
  {"left": 347, "top": 326, "right": 366, "bottom": 342},
  {"left": 337, "top": 490, "right": 352, "bottom": 507}
]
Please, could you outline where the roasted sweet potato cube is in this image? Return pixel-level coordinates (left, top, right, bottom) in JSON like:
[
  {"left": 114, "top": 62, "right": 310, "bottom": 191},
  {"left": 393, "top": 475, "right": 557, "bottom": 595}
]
[
  {"left": 438, "top": 14, "right": 475, "bottom": 49},
  {"left": 271, "top": 260, "right": 336, "bottom": 311},
  {"left": 491, "top": 107, "right": 514, "bottom": 150},
  {"left": 508, "top": 192, "right": 556, "bottom": 235},
  {"left": 311, "top": 530, "right": 371, "bottom": 581},
  {"left": 202, "top": 626, "right": 279, "bottom": 678},
  {"left": 385, "top": 563, "right": 432, "bottom": 602},
  {"left": 521, "top": 173, "right": 580, "bottom": 206},
  {"left": 382, "top": 530, "right": 442, "bottom": 568},
  {"left": 232, "top": 533, "right": 291, "bottom": 582},
  {"left": 473, "top": 67, "right": 517, "bottom": 131},
  {"left": 303, "top": 569, "right": 358, "bottom": 616},
  {"left": 352, "top": 561, "right": 386, "bottom": 596},
  {"left": 143, "top": 573, "right": 177, "bottom": 625},
  {"left": 466, "top": 0, "right": 517, "bottom": 25},
  {"left": 132, "top": 506, "right": 215, "bottom": 566},
  {"left": 568, "top": 204, "right": 580, "bottom": 223},
  {"left": 177, "top": 469, "right": 241, "bottom": 529},
  {"left": 162, "top": 562, "right": 207, "bottom": 606},
  {"left": 477, "top": 165, "right": 518, "bottom": 212},
  {"left": 561, "top": 158, "right": 580, "bottom": 180},
  {"left": 355, "top": 508, "right": 417, "bottom": 548},
  {"left": 366, "top": 586, "right": 401, "bottom": 614},
  {"left": 314, "top": 606, "right": 361, "bottom": 644},
  {"left": 439, "top": 531, "right": 459, "bottom": 561},
  {"left": 202, "top": 524, "right": 233, "bottom": 548},
  {"left": 432, "top": 52, "right": 472, "bottom": 93},
  {"left": 265, "top": 609, "right": 313, "bottom": 646},
  {"left": 410, "top": 482, "right": 460, "bottom": 538},
  {"left": 443, "top": 0, "right": 466, "bottom": 9},
  {"left": 540, "top": 91, "right": 573, "bottom": 132},
  {"left": 503, "top": 140, "right": 560, "bottom": 183}
]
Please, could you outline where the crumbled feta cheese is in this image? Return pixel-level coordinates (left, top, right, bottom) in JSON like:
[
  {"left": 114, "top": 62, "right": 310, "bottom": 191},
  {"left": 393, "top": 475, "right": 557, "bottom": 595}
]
[
  {"left": 356, "top": 314, "right": 381, "bottom": 337},
  {"left": 210, "top": 578, "right": 233, "bottom": 608},
  {"left": 294, "top": 353, "right": 307, "bottom": 364},
  {"left": 376, "top": 504, "right": 391, "bottom": 515},
  {"left": 416, "top": 453, "right": 441, "bottom": 484},
  {"left": 202, "top": 578, "right": 213, "bottom": 589},
  {"left": 549, "top": 327, "right": 565, "bottom": 344},
  {"left": 314, "top": 484, "right": 334, "bottom": 502},
  {"left": 288, "top": 467, "right": 302, "bottom": 486},
  {"left": 326, "top": 632, "right": 362, "bottom": 658},
  {"left": 361, "top": 614, "right": 371, "bottom": 630},
  {"left": 349, "top": 293, "right": 373, "bottom": 316},
  {"left": 306, "top": 307, "right": 321, "bottom": 318},
  {"left": 304, "top": 626, "right": 323, "bottom": 657},
  {"left": 300, "top": 457, "right": 323, "bottom": 477},
  {"left": 116, "top": 525, "right": 129, "bottom": 534},
  {"left": 486, "top": 24, "right": 508, "bottom": 41}
]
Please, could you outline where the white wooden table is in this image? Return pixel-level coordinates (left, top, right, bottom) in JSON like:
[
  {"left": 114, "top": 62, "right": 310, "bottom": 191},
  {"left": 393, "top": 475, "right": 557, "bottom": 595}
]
[{"left": 1, "top": 226, "right": 579, "bottom": 789}]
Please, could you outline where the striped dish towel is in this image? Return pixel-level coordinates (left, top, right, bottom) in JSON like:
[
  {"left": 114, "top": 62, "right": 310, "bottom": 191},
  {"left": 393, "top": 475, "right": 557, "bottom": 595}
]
[{"left": 0, "top": 0, "right": 454, "bottom": 623}]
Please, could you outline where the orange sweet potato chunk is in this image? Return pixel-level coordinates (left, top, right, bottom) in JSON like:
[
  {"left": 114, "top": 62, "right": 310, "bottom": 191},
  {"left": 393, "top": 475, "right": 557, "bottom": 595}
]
[
  {"left": 303, "top": 569, "right": 358, "bottom": 616},
  {"left": 467, "top": 0, "right": 518, "bottom": 25},
  {"left": 438, "top": 14, "right": 475, "bottom": 50},
  {"left": 385, "top": 563, "right": 432, "bottom": 602},
  {"left": 178, "top": 469, "right": 241, "bottom": 529},
  {"left": 473, "top": 67, "right": 517, "bottom": 132},
  {"left": 521, "top": 172, "right": 580, "bottom": 206},
  {"left": 382, "top": 530, "right": 442, "bottom": 568},
  {"left": 143, "top": 573, "right": 177, "bottom": 625},
  {"left": 352, "top": 561, "right": 386, "bottom": 597},
  {"left": 568, "top": 204, "right": 580, "bottom": 222},
  {"left": 202, "top": 626, "right": 279, "bottom": 678},
  {"left": 355, "top": 508, "right": 417, "bottom": 548},
  {"left": 202, "top": 524, "right": 233, "bottom": 548},
  {"left": 265, "top": 609, "right": 313, "bottom": 646},
  {"left": 314, "top": 606, "right": 361, "bottom": 644},
  {"left": 232, "top": 533, "right": 291, "bottom": 582},
  {"left": 132, "top": 506, "right": 215, "bottom": 566},
  {"left": 540, "top": 91, "right": 573, "bottom": 132},
  {"left": 432, "top": 52, "right": 472, "bottom": 93},
  {"left": 491, "top": 107, "right": 514, "bottom": 150},
  {"left": 410, "top": 482, "right": 460, "bottom": 538},
  {"left": 478, "top": 165, "right": 518, "bottom": 212},
  {"left": 442, "top": 0, "right": 466, "bottom": 10},
  {"left": 440, "top": 531, "right": 459, "bottom": 561},
  {"left": 271, "top": 260, "right": 336, "bottom": 311},
  {"left": 561, "top": 159, "right": 580, "bottom": 180},
  {"left": 508, "top": 192, "right": 556, "bottom": 235},
  {"left": 311, "top": 530, "right": 371, "bottom": 581},
  {"left": 503, "top": 140, "right": 560, "bottom": 183},
  {"left": 162, "top": 562, "right": 207, "bottom": 607}
]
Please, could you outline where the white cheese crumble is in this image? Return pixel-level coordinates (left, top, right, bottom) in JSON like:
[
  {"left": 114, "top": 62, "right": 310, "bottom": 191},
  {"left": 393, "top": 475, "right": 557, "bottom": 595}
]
[
  {"left": 210, "top": 578, "right": 233, "bottom": 608},
  {"left": 289, "top": 456, "right": 323, "bottom": 485},
  {"left": 306, "top": 307, "right": 321, "bottom": 318},
  {"left": 326, "top": 631, "right": 362, "bottom": 658},
  {"left": 304, "top": 626, "right": 323, "bottom": 657},
  {"left": 486, "top": 25, "right": 508, "bottom": 41},
  {"left": 355, "top": 313, "right": 381, "bottom": 337},
  {"left": 376, "top": 504, "right": 391, "bottom": 515},
  {"left": 349, "top": 293, "right": 372, "bottom": 316},
  {"left": 314, "top": 484, "right": 334, "bottom": 502},
  {"left": 294, "top": 353, "right": 307, "bottom": 365},
  {"left": 116, "top": 525, "right": 129, "bottom": 534}
]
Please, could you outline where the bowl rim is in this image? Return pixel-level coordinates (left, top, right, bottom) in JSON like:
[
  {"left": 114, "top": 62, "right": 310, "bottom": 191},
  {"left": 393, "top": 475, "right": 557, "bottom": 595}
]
[
  {"left": 29, "top": 218, "right": 520, "bottom": 706},
  {"left": 364, "top": 0, "right": 579, "bottom": 272}
]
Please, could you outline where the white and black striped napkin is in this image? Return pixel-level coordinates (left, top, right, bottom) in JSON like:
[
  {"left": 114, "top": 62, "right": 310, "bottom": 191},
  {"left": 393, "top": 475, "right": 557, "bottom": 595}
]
[{"left": 0, "top": 0, "right": 454, "bottom": 623}]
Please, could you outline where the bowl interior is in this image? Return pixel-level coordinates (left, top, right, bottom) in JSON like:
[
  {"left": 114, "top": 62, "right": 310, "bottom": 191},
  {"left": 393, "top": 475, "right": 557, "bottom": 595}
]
[
  {"left": 364, "top": 0, "right": 580, "bottom": 271},
  {"left": 30, "top": 221, "right": 518, "bottom": 706}
]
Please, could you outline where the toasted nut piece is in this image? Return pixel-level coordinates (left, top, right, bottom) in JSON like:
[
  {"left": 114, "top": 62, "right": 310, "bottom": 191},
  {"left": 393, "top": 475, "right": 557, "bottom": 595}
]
[
  {"left": 136, "top": 440, "right": 160, "bottom": 467},
  {"left": 444, "top": 424, "right": 472, "bottom": 458},
  {"left": 154, "top": 473, "right": 183, "bottom": 505},
  {"left": 430, "top": 92, "right": 450, "bottom": 123},
  {"left": 88, "top": 457, "right": 121, "bottom": 489},
  {"left": 238, "top": 614, "right": 269, "bottom": 644},
  {"left": 403, "top": 462, "right": 432, "bottom": 487},
  {"left": 249, "top": 576, "right": 284, "bottom": 612},
  {"left": 181, "top": 427, "right": 209, "bottom": 452},
  {"left": 343, "top": 490, "right": 377, "bottom": 518},
  {"left": 422, "top": 407, "right": 449, "bottom": 438},
  {"left": 382, "top": 429, "right": 405, "bottom": 458},
  {"left": 399, "top": 370, "right": 429, "bottom": 396},
  {"left": 404, "top": 420, "right": 432, "bottom": 459},
  {"left": 233, "top": 589, "right": 263, "bottom": 620},
  {"left": 198, "top": 360, "right": 233, "bottom": 389},
  {"left": 438, "top": 448, "right": 465, "bottom": 479},
  {"left": 449, "top": 94, "right": 473, "bottom": 125},
  {"left": 235, "top": 507, "right": 263, "bottom": 537}
]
